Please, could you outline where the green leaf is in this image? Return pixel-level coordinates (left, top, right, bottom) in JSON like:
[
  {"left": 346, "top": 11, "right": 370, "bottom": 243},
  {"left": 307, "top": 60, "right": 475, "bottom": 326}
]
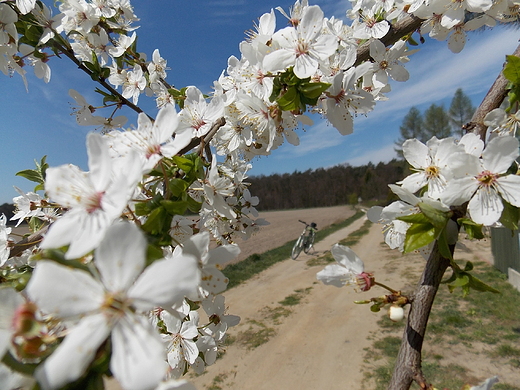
[
  {"left": 499, "top": 200, "right": 519, "bottom": 231},
  {"left": 402, "top": 221, "right": 436, "bottom": 253},
  {"left": 146, "top": 244, "right": 165, "bottom": 266},
  {"left": 134, "top": 201, "right": 150, "bottom": 217},
  {"left": 437, "top": 229, "right": 453, "bottom": 261},
  {"left": 299, "top": 81, "right": 331, "bottom": 99},
  {"left": 277, "top": 86, "right": 300, "bottom": 111},
  {"left": 397, "top": 212, "right": 430, "bottom": 224},
  {"left": 467, "top": 273, "right": 500, "bottom": 294},
  {"left": 141, "top": 207, "right": 167, "bottom": 235},
  {"left": 418, "top": 202, "right": 450, "bottom": 229},
  {"left": 172, "top": 155, "right": 194, "bottom": 175},
  {"left": 160, "top": 200, "right": 188, "bottom": 216},
  {"left": 458, "top": 217, "right": 485, "bottom": 240},
  {"left": 187, "top": 196, "right": 202, "bottom": 214},
  {"left": 16, "top": 169, "right": 43, "bottom": 184},
  {"left": 503, "top": 55, "right": 520, "bottom": 85},
  {"left": 168, "top": 179, "right": 189, "bottom": 198}
]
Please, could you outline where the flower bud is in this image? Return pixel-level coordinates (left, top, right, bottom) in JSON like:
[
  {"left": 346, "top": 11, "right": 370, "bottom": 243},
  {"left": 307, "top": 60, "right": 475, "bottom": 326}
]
[{"left": 389, "top": 305, "right": 404, "bottom": 322}]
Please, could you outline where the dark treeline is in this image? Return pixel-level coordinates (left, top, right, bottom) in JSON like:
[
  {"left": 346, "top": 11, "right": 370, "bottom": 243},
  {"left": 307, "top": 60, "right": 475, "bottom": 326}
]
[
  {"left": 249, "top": 159, "right": 409, "bottom": 211},
  {"left": 0, "top": 203, "right": 16, "bottom": 224}
]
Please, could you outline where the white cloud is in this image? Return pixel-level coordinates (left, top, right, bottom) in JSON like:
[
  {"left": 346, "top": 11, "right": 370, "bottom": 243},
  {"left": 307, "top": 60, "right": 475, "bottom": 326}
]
[
  {"left": 289, "top": 120, "right": 345, "bottom": 155},
  {"left": 342, "top": 143, "right": 398, "bottom": 166}
]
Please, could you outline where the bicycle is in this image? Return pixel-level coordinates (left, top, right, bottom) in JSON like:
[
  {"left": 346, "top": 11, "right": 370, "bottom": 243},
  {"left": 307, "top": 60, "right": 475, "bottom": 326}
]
[{"left": 291, "top": 220, "right": 317, "bottom": 260}]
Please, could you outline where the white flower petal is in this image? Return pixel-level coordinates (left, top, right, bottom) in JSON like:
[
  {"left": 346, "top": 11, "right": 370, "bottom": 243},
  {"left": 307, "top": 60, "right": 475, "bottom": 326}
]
[
  {"left": 316, "top": 264, "right": 353, "bottom": 287},
  {"left": 111, "top": 315, "right": 167, "bottom": 390},
  {"left": 482, "top": 136, "right": 519, "bottom": 174},
  {"left": 497, "top": 175, "right": 520, "bottom": 207},
  {"left": 35, "top": 314, "right": 110, "bottom": 390},
  {"left": 468, "top": 187, "right": 503, "bottom": 226},
  {"left": 128, "top": 251, "right": 200, "bottom": 311},
  {"left": 27, "top": 261, "right": 104, "bottom": 318},
  {"left": 331, "top": 244, "right": 364, "bottom": 274},
  {"left": 96, "top": 222, "right": 146, "bottom": 292},
  {"left": 87, "top": 133, "right": 111, "bottom": 192}
]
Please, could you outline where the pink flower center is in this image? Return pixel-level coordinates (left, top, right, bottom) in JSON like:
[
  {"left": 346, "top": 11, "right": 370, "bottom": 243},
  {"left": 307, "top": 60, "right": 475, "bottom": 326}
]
[
  {"left": 86, "top": 191, "right": 105, "bottom": 213},
  {"left": 193, "top": 118, "right": 207, "bottom": 131},
  {"left": 295, "top": 40, "right": 309, "bottom": 57},
  {"left": 146, "top": 144, "right": 161, "bottom": 159}
]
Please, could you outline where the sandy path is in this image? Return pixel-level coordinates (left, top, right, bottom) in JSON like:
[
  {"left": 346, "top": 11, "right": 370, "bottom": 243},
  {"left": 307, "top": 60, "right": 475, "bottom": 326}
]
[{"left": 191, "top": 215, "right": 396, "bottom": 390}]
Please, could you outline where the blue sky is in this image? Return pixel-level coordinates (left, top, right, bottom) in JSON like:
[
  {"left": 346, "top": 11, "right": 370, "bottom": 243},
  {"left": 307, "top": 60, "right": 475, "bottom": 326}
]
[{"left": 0, "top": 1, "right": 519, "bottom": 204}]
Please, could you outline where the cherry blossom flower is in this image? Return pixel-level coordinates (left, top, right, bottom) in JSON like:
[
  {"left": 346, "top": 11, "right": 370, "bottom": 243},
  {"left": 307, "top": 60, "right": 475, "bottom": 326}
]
[
  {"left": 351, "top": 6, "right": 391, "bottom": 40},
  {"left": 440, "top": 136, "right": 520, "bottom": 225},
  {"left": 316, "top": 244, "right": 373, "bottom": 291},
  {"left": 41, "top": 133, "right": 140, "bottom": 259},
  {"left": 182, "top": 232, "right": 240, "bottom": 300},
  {"left": 16, "top": 0, "right": 36, "bottom": 14},
  {"left": 106, "top": 103, "right": 183, "bottom": 173},
  {"left": 181, "top": 230, "right": 240, "bottom": 298},
  {"left": 399, "top": 136, "right": 472, "bottom": 199},
  {"left": 27, "top": 222, "right": 201, "bottom": 390},
  {"left": 10, "top": 187, "right": 47, "bottom": 227},
  {"left": 484, "top": 107, "right": 520, "bottom": 137},
  {"left": 0, "top": 288, "right": 24, "bottom": 358},
  {"left": 161, "top": 310, "right": 199, "bottom": 378},
  {"left": 177, "top": 86, "right": 224, "bottom": 138},
  {"left": 201, "top": 295, "right": 240, "bottom": 342},
  {"left": 122, "top": 65, "right": 146, "bottom": 105},
  {"left": 368, "top": 39, "right": 410, "bottom": 89},
  {"left": 321, "top": 63, "right": 375, "bottom": 135},
  {"left": 263, "top": 5, "right": 337, "bottom": 79}
]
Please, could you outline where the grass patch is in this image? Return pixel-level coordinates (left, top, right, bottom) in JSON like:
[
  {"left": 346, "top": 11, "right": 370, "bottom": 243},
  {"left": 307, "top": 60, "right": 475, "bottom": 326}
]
[
  {"left": 261, "top": 306, "right": 292, "bottom": 324},
  {"left": 306, "top": 252, "right": 335, "bottom": 267},
  {"left": 278, "top": 287, "right": 312, "bottom": 306},
  {"left": 235, "top": 320, "right": 276, "bottom": 350},
  {"left": 223, "top": 209, "right": 364, "bottom": 288},
  {"left": 363, "top": 260, "right": 520, "bottom": 389}
]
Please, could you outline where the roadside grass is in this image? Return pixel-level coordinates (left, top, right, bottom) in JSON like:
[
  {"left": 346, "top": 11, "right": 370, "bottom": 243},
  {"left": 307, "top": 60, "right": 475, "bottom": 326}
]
[
  {"left": 363, "top": 259, "right": 520, "bottom": 390},
  {"left": 223, "top": 209, "right": 365, "bottom": 288}
]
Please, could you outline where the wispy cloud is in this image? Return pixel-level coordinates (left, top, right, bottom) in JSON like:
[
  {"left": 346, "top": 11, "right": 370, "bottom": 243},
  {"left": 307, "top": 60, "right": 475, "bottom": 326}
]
[
  {"left": 290, "top": 120, "right": 346, "bottom": 155},
  {"left": 342, "top": 143, "right": 398, "bottom": 166}
]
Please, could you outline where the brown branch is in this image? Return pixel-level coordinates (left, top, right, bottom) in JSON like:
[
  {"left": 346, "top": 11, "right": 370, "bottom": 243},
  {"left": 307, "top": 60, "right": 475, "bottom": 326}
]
[
  {"left": 9, "top": 226, "right": 48, "bottom": 259},
  {"left": 51, "top": 40, "right": 148, "bottom": 116},
  {"left": 177, "top": 117, "right": 227, "bottom": 157}
]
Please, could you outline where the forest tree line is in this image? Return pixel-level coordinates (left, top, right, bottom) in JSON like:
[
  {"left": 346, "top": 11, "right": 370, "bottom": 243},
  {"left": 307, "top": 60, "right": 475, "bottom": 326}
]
[{"left": 248, "top": 159, "right": 408, "bottom": 211}]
